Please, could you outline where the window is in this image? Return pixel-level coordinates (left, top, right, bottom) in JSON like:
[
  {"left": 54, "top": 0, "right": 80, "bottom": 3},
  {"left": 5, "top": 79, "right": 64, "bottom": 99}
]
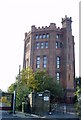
[
  {"left": 68, "top": 38, "right": 69, "bottom": 43},
  {"left": 43, "top": 56, "right": 47, "bottom": 68},
  {"left": 26, "top": 58, "right": 29, "bottom": 67},
  {"left": 56, "top": 34, "right": 59, "bottom": 39},
  {"left": 41, "top": 42, "right": 44, "bottom": 48},
  {"left": 56, "top": 56, "right": 60, "bottom": 68},
  {"left": 45, "top": 41, "right": 48, "bottom": 48},
  {"left": 69, "top": 74, "right": 70, "bottom": 81},
  {"left": 60, "top": 42, "right": 63, "bottom": 48},
  {"left": 46, "top": 33, "right": 50, "bottom": 38},
  {"left": 36, "top": 35, "right": 39, "bottom": 39},
  {"left": 43, "top": 34, "right": 46, "bottom": 39},
  {"left": 36, "top": 56, "right": 40, "bottom": 68},
  {"left": 56, "top": 72, "right": 60, "bottom": 82},
  {"left": 36, "top": 42, "right": 40, "bottom": 49},
  {"left": 56, "top": 42, "right": 59, "bottom": 48},
  {"left": 60, "top": 34, "right": 63, "bottom": 39},
  {"left": 68, "top": 54, "right": 70, "bottom": 60},
  {"left": 26, "top": 43, "right": 30, "bottom": 51},
  {"left": 39, "top": 34, "right": 42, "bottom": 39}
]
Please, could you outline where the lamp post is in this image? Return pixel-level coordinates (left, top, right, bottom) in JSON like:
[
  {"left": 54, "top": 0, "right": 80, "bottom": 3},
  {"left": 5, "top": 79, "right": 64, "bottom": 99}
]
[
  {"left": 13, "top": 65, "right": 21, "bottom": 114},
  {"left": 18, "top": 65, "right": 21, "bottom": 82}
]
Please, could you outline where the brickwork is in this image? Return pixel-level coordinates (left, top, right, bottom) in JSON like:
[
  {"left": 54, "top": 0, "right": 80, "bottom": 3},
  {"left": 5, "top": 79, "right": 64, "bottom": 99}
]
[{"left": 23, "top": 15, "right": 75, "bottom": 101}]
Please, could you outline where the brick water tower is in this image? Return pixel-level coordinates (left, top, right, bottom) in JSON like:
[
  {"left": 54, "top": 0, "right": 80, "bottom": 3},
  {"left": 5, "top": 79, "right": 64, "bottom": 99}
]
[{"left": 23, "top": 15, "right": 75, "bottom": 103}]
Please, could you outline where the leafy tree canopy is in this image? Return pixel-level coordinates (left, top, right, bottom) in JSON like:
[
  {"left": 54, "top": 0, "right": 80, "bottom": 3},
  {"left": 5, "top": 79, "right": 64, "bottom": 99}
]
[{"left": 7, "top": 67, "right": 64, "bottom": 110}]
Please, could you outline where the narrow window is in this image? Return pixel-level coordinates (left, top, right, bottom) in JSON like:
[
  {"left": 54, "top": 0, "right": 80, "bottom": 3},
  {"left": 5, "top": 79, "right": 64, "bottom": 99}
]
[
  {"left": 39, "top": 34, "right": 42, "bottom": 39},
  {"left": 56, "top": 56, "right": 60, "bottom": 68},
  {"left": 56, "top": 72, "right": 60, "bottom": 82},
  {"left": 41, "top": 42, "right": 44, "bottom": 48},
  {"left": 43, "top": 56, "right": 47, "bottom": 68},
  {"left": 45, "top": 41, "right": 48, "bottom": 48},
  {"left": 68, "top": 38, "right": 69, "bottom": 43},
  {"left": 56, "top": 34, "right": 59, "bottom": 39},
  {"left": 36, "top": 34, "right": 39, "bottom": 39},
  {"left": 36, "top": 56, "right": 40, "bottom": 68},
  {"left": 68, "top": 54, "right": 70, "bottom": 60},
  {"left": 43, "top": 34, "right": 46, "bottom": 39},
  {"left": 36, "top": 42, "right": 40, "bottom": 49},
  {"left": 69, "top": 74, "right": 70, "bottom": 81},
  {"left": 60, "top": 42, "right": 63, "bottom": 48},
  {"left": 60, "top": 34, "right": 63, "bottom": 39},
  {"left": 56, "top": 42, "right": 59, "bottom": 48},
  {"left": 46, "top": 33, "right": 50, "bottom": 38}
]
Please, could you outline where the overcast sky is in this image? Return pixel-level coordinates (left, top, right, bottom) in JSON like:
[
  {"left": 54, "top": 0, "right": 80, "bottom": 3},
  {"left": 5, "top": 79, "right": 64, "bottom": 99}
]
[{"left": 0, "top": 0, "right": 79, "bottom": 91}]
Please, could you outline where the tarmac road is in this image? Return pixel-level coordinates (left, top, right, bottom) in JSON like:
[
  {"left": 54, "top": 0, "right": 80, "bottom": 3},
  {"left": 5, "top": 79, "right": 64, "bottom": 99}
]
[
  {"left": 0, "top": 110, "right": 39, "bottom": 120},
  {"left": 0, "top": 110, "right": 20, "bottom": 120}
]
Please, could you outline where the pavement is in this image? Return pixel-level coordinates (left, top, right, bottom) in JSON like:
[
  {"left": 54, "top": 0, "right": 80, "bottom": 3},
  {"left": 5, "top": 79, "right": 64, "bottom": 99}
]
[
  {"left": 14, "top": 111, "right": 40, "bottom": 118},
  {"left": 0, "top": 110, "right": 80, "bottom": 120},
  {"left": 14, "top": 111, "right": 79, "bottom": 119}
]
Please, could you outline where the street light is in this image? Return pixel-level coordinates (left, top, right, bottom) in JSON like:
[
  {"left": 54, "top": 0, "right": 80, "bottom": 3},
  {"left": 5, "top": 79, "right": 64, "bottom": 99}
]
[{"left": 13, "top": 65, "right": 21, "bottom": 114}]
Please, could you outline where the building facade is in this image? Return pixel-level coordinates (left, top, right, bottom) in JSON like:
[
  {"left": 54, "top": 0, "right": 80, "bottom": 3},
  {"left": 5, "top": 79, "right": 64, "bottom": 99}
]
[{"left": 23, "top": 15, "right": 75, "bottom": 102}]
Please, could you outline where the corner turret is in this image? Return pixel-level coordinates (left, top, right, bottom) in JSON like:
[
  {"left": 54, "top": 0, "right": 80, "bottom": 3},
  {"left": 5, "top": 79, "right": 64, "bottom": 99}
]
[{"left": 61, "top": 15, "right": 72, "bottom": 31}]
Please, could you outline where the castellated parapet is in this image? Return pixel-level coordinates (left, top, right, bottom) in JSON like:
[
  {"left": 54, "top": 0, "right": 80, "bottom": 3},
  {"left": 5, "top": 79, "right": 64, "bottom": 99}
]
[
  {"left": 31, "top": 23, "right": 61, "bottom": 33},
  {"left": 62, "top": 15, "right": 72, "bottom": 23}
]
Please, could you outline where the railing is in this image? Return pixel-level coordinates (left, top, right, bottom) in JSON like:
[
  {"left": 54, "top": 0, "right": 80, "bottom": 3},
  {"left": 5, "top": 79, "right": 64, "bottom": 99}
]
[{"left": 51, "top": 103, "right": 75, "bottom": 114}]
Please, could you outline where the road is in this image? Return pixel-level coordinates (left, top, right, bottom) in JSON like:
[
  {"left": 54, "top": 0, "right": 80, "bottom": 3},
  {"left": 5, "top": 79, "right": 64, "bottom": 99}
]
[
  {"left": 0, "top": 110, "right": 39, "bottom": 120},
  {"left": 0, "top": 110, "right": 21, "bottom": 120}
]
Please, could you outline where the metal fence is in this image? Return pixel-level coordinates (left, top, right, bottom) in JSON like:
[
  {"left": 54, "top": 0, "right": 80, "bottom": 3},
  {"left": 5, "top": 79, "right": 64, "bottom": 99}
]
[{"left": 51, "top": 103, "right": 75, "bottom": 114}]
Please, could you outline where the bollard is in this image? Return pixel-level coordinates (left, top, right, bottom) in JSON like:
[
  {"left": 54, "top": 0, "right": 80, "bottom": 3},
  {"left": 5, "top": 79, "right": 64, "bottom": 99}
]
[
  {"left": 64, "top": 104, "right": 66, "bottom": 113},
  {"left": 22, "top": 102, "right": 25, "bottom": 113}
]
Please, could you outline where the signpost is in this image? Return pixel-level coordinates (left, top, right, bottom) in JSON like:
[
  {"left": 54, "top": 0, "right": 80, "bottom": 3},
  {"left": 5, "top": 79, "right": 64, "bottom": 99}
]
[{"left": 13, "top": 91, "right": 16, "bottom": 114}]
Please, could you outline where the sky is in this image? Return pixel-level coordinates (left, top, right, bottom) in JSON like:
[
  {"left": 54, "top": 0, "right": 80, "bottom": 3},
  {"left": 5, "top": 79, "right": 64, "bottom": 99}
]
[{"left": 0, "top": 0, "right": 79, "bottom": 92}]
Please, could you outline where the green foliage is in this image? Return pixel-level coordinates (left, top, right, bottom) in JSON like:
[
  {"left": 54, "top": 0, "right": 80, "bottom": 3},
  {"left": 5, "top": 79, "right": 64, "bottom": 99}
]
[
  {"left": 20, "top": 67, "right": 36, "bottom": 91},
  {"left": 7, "top": 67, "right": 64, "bottom": 111},
  {"left": 34, "top": 69, "right": 64, "bottom": 97},
  {"left": 74, "top": 77, "right": 81, "bottom": 116},
  {"left": 7, "top": 83, "right": 17, "bottom": 93},
  {"left": 7, "top": 67, "right": 34, "bottom": 110},
  {"left": 76, "top": 77, "right": 81, "bottom": 88},
  {"left": 16, "top": 83, "right": 30, "bottom": 110}
]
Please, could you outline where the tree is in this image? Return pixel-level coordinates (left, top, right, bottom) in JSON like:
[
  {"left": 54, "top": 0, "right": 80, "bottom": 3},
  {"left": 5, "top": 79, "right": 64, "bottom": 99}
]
[
  {"left": 76, "top": 77, "right": 81, "bottom": 87},
  {"left": 0, "top": 89, "right": 2, "bottom": 92},
  {"left": 34, "top": 69, "right": 64, "bottom": 97},
  {"left": 74, "top": 77, "right": 81, "bottom": 116},
  {"left": 7, "top": 78, "right": 30, "bottom": 110},
  {"left": 16, "top": 83, "right": 30, "bottom": 110},
  {"left": 7, "top": 67, "right": 64, "bottom": 111},
  {"left": 20, "top": 67, "right": 37, "bottom": 91},
  {"left": 7, "top": 67, "right": 35, "bottom": 110},
  {"left": 7, "top": 82, "right": 17, "bottom": 93},
  {"left": 34, "top": 69, "right": 48, "bottom": 91}
]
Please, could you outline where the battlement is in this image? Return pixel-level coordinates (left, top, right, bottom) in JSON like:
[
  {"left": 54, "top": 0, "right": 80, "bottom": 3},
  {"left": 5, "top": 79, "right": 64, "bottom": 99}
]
[
  {"left": 62, "top": 15, "right": 72, "bottom": 23},
  {"left": 31, "top": 23, "right": 61, "bottom": 32},
  {"left": 24, "top": 31, "right": 31, "bottom": 40}
]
